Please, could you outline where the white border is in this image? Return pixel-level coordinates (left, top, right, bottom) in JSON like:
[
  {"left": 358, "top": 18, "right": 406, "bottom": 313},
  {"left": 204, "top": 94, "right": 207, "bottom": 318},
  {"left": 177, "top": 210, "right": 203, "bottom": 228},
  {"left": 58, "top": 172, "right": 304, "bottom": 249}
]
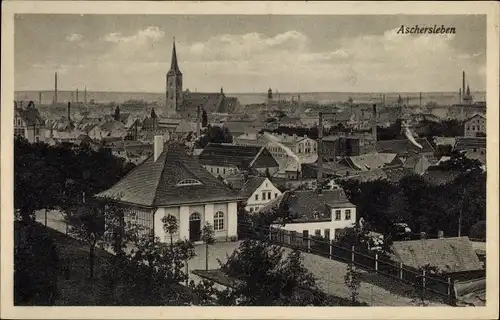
[{"left": 1, "top": 2, "right": 499, "bottom": 319}]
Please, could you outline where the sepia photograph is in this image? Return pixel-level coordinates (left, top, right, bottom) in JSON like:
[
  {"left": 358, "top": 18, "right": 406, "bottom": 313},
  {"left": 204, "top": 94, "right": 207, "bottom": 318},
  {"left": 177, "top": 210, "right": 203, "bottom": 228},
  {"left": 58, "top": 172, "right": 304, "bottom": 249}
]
[{"left": 1, "top": 1, "right": 499, "bottom": 319}]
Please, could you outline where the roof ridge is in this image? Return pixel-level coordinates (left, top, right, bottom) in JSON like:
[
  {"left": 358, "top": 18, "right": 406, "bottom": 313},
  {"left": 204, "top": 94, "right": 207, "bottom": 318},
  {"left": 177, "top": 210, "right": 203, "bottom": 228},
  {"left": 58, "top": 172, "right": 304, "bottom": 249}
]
[{"left": 151, "top": 147, "right": 170, "bottom": 206}]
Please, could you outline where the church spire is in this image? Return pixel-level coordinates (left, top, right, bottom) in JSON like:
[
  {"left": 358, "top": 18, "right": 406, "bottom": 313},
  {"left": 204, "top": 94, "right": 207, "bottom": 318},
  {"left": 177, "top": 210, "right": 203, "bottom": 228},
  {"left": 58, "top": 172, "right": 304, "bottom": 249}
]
[{"left": 169, "top": 38, "right": 181, "bottom": 75}]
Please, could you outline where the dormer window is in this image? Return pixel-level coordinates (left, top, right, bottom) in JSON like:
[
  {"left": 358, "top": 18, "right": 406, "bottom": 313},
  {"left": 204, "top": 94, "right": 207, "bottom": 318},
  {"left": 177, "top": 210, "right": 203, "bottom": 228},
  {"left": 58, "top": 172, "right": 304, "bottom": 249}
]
[{"left": 176, "top": 179, "right": 202, "bottom": 187}]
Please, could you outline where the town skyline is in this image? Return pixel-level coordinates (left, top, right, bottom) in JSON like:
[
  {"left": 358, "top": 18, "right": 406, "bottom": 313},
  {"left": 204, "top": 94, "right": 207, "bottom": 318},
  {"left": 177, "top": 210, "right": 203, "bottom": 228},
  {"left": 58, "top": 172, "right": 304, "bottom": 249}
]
[{"left": 15, "top": 14, "right": 486, "bottom": 93}]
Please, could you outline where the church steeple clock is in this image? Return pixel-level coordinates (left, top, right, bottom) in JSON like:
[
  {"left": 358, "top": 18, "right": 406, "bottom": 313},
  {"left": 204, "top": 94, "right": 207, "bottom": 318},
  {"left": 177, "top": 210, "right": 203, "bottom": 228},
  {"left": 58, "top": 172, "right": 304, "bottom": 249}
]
[{"left": 166, "top": 39, "right": 183, "bottom": 113}]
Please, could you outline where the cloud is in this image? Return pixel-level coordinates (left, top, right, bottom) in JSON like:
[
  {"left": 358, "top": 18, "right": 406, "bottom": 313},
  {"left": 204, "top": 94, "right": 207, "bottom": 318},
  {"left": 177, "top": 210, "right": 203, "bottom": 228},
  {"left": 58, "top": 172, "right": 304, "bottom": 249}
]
[
  {"left": 101, "top": 26, "right": 165, "bottom": 44},
  {"left": 65, "top": 33, "right": 83, "bottom": 42}
]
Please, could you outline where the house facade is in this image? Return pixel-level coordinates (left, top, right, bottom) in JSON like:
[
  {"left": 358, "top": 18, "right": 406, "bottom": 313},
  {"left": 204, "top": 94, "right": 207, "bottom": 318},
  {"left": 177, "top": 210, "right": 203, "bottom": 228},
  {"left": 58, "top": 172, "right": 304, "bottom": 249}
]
[
  {"left": 239, "top": 177, "right": 283, "bottom": 213},
  {"left": 464, "top": 113, "right": 486, "bottom": 137},
  {"left": 14, "top": 101, "right": 46, "bottom": 143},
  {"left": 98, "top": 137, "right": 244, "bottom": 243},
  {"left": 258, "top": 189, "right": 356, "bottom": 240}
]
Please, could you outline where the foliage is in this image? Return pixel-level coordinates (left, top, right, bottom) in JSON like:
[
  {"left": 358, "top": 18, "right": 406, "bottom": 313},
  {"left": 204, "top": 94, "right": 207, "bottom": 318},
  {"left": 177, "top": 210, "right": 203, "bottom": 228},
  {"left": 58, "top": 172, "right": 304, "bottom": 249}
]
[
  {"left": 162, "top": 214, "right": 179, "bottom": 244},
  {"left": 195, "top": 125, "right": 233, "bottom": 148},
  {"left": 411, "top": 264, "right": 444, "bottom": 306},
  {"left": 344, "top": 263, "right": 362, "bottom": 305},
  {"left": 218, "top": 240, "right": 319, "bottom": 305},
  {"left": 14, "top": 222, "right": 60, "bottom": 305},
  {"left": 67, "top": 199, "right": 106, "bottom": 278}
]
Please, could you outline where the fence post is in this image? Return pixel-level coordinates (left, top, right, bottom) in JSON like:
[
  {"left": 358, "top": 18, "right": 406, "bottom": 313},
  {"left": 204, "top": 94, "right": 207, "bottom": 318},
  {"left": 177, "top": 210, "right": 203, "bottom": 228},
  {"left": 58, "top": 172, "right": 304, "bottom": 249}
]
[
  {"left": 399, "top": 262, "right": 403, "bottom": 279},
  {"left": 351, "top": 245, "right": 355, "bottom": 263},
  {"left": 422, "top": 269, "right": 426, "bottom": 290},
  {"left": 447, "top": 277, "right": 451, "bottom": 296},
  {"left": 329, "top": 241, "right": 333, "bottom": 260},
  {"left": 375, "top": 254, "right": 378, "bottom": 272},
  {"left": 307, "top": 237, "right": 311, "bottom": 253}
]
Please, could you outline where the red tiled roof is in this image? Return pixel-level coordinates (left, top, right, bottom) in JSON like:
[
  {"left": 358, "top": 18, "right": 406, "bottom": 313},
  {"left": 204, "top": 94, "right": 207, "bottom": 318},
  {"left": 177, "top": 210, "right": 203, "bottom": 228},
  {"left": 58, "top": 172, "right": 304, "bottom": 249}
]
[{"left": 97, "top": 142, "right": 244, "bottom": 207}]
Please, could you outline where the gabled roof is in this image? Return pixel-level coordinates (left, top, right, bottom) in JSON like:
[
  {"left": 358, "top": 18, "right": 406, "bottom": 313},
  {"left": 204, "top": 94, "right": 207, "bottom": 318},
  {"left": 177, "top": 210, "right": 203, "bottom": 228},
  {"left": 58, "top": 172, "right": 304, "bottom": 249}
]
[
  {"left": 391, "top": 237, "right": 483, "bottom": 273},
  {"left": 344, "top": 153, "right": 397, "bottom": 171},
  {"left": 97, "top": 142, "right": 243, "bottom": 207},
  {"left": 198, "top": 143, "right": 278, "bottom": 169},
  {"left": 259, "top": 189, "right": 355, "bottom": 223},
  {"left": 453, "top": 137, "right": 486, "bottom": 151},
  {"left": 376, "top": 138, "right": 435, "bottom": 156},
  {"left": 464, "top": 113, "right": 486, "bottom": 122},
  {"left": 15, "top": 107, "right": 45, "bottom": 126},
  {"left": 238, "top": 176, "right": 267, "bottom": 199}
]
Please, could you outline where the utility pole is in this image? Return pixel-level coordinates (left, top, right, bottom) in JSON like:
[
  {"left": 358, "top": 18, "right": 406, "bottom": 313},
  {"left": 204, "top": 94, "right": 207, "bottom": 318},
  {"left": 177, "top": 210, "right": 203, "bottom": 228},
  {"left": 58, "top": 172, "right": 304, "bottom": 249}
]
[{"left": 458, "top": 188, "right": 466, "bottom": 237}]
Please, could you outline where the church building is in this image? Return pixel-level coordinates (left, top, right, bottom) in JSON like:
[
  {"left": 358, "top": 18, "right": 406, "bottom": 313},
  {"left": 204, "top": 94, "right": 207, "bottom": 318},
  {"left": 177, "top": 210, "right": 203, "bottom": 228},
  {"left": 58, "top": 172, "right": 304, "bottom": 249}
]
[{"left": 165, "top": 40, "right": 241, "bottom": 118}]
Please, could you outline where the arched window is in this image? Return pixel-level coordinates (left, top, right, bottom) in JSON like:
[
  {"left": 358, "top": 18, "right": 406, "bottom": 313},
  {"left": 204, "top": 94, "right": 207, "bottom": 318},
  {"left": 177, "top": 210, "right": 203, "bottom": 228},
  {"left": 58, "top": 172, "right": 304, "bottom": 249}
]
[
  {"left": 214, "top": 211, "right": 224, "bottom": 231},
  {"left": 176, "top": 179, "right": 203, "bottom": 187},
  {"left": 190, "top": 212, "right": 201, "bottom": 221}
]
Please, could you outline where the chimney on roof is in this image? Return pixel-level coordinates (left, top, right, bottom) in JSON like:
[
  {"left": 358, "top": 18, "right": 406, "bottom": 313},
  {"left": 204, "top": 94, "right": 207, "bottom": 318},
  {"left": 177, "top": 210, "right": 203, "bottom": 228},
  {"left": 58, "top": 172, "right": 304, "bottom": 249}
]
[
  {"left": 67, "top": 102, "right": 71, "bottom": 122},
  {"left": 154, "top": 135, "right": 164, "bottom": 162},
  {"left": 76, "top": 88, "right": 79, "bottom": 103},
  {"left": 438, "top": 230, "right": 444, "bottom": 239}
]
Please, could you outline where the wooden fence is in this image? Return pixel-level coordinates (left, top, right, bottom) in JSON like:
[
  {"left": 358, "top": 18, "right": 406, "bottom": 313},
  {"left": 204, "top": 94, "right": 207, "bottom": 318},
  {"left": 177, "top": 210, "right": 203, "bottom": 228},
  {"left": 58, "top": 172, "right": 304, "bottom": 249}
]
[{"left": 238, "top": 223, "right": 456, "bottom": 304}]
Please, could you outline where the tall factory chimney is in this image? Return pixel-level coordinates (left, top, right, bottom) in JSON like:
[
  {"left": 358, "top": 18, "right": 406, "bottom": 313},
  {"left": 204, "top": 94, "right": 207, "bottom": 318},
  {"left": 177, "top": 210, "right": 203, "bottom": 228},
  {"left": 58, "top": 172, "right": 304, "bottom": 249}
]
[
  {"left": 67, "top": 102, "right": 71, "bottom": 122},
  {"left": 317, "top": 112, "right": 324, "bottom": 189},
  {"left": 459, "top": 88, "right": 462, "bottom": 104},
  {"left": 39, "top": 92, "right": 42, "bottom": 105},
  {"left": 84, "top": 86, "right": 87, "bottom": 104},
  {"left": 76, "top": 88, "right": 79, "bottom": 103},
  {"left": 419, "top": 92, "right": 422, "bottom": 107},
  {"left": 54, "top": 72, "right": 58, "bottom": 104},
  {"left": 196, "top": 106, "right": 201, "bottom": 138},
  {"left": 372, "top": 104, "right": 377, "bottom": 142},
  {"left": 462, "top": 71, "right": 466, "bottom": 103}
]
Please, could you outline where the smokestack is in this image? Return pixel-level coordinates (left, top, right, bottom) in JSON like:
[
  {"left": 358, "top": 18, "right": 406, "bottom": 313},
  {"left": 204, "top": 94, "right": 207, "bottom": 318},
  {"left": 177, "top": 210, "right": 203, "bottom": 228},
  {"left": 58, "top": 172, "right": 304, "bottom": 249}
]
[
  {"left": 67, "top": 102, "right": 71, "bottom": 121},
  {"left": 84, "top": 86, "right": 87, "bottom": 104},
  {"left": 76, "top": 88, "right": 79, "bottom": 103},
  {"left": 462, "top": 71, "right": 466, "bottom": 103},
  {"left": 154, "top": 135, "right": 164, "bottom": 162},
  {"left": 317, "top": 112, "right": 324, "bottom": 188},
  {"left": 372, "top": 104, "right": 377, "bottom": 142},
  {"left": 419, "top": 92, "right": 422, "bottom": 107},
  {"left": 196, "top": 106, "right": 201, "bottom": 138},
  {"left": 54, "top": 72, "right": 58, "bottom": 104},
  {"left": 459, "top": 88, "right": 462, "bottom": 104},
  {"left": 39, "top": 92, "right": 42, "bottom": 105},
  {"left": 71, "top": 92, "right": 74, "bottom": 103}
]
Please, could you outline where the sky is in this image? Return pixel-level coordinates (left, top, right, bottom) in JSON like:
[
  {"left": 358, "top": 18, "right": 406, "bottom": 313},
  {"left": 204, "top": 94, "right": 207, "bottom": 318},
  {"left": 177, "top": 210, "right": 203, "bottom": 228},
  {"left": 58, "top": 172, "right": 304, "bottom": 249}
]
[{"left": 14, "top": 14, "right": 486, "bottom": 93}]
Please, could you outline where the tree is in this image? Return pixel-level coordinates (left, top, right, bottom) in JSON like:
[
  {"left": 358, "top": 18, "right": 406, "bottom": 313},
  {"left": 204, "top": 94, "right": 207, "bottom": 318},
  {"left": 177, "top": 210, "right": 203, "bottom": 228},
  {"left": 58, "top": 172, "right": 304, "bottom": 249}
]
[
  {"left": 218, "top": 240, "right": 319, "bottom": 306},
  {"left": 162, "top": 214, "right": 179, "bottom": 245},
  {"left": 201, "top": 223, "right": 216, "bottom": 270},
  {"left": 67, "top": 199, "right": 106, "bottom": 279},
  {"left": 14, "top": 222, "right": 60, "bottom": 305},
  {"left": 344, "top": 263, "right": 362, "bottom": 305}
]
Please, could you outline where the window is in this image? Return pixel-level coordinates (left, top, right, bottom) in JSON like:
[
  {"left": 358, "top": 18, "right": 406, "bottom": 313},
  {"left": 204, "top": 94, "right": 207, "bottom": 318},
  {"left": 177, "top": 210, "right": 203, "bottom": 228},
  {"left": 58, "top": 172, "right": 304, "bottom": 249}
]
[
  {"left": 217, "top": 168, "right": 220, "bottom": 174},
  {"left": 214, "top": 211, "right": 224, "bottom": 231},
  {"left": 35, "top": 128, "right": 40, "bottom": 136},
  {"left": 267, "top": 192, "right": 271, "bottom": 199},
  {"left": 17, "top": 118, "right": 21, "bottom": 126},
  {"left": 255, "top": 194, "right": 259, "bottom": 201},
  {"left": 303, "top": 230, "right": 309, "bottom": 239},
  {"left": 35, "top": 136, "right": 40, "bottom": 143},
  {"left": 190, "top": 212, "right": 201, "bottom": 221},
  {"left": 315, "top": 229, "right": 321, "bottom": 237},
  {"left": 223, "top": 168, "right": 226, "bottom": 174},
  {"left": 176, "top": 179, "right": 203, "bottom": 187},
  {"left": 249, "top": 207, "right": 254, "bottom": 213},
  {"left": 324, "top": 229, "right": 330, "bottom": 240},
  {"left": 345, "top": 209, "right": 351, "bottom": 220},
  {"left": 262, "top": 192, "right": 266, "bottom": 200},
  {"left": 335, "top": 210, "right": 341, "bottom": 221},
  {"left": 275, "top": 193, "right": 278, "bottom": 198}
]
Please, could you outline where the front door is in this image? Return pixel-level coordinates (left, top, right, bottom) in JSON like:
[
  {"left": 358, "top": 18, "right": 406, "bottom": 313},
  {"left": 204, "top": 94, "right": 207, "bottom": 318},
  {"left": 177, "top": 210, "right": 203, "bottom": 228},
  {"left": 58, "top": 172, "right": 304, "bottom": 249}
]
[{"left": 189, "top": 212, "right": 201, "bottom": 242}]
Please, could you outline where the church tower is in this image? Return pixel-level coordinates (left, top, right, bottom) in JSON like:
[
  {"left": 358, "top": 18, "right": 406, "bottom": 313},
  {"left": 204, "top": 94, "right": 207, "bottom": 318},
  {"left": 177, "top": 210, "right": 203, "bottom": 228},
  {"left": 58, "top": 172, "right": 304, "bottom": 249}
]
[{"left": 166, "top": 40, "right": 183, "bottom": 113}]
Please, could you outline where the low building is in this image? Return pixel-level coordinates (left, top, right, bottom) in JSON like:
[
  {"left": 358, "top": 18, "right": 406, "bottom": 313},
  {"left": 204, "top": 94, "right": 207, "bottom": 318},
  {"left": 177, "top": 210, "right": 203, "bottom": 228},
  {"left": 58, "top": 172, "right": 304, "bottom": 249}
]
[
  {"left": 464, "top": 113, "right": 486, "bottom": 137},
  {"left": 238, "top": 177, "right": 283, "bottom": 213},
  {"left": 376, "top": 138, "right": 435, "bottom": 161},
  {"left": 97, "top": 137, "right": 244, "bottom": 243},
  {"left": 198, "top": 143, "right": 279, "bottom": 178},
  {"left": 390, "top": 237, "right": 485, "bottom": 281},
  {"left": 453, "top": 137, "right": 486, "bottom": 153},
  {"left": 258, "top": 189, "right": 356, "bottom": 240}
]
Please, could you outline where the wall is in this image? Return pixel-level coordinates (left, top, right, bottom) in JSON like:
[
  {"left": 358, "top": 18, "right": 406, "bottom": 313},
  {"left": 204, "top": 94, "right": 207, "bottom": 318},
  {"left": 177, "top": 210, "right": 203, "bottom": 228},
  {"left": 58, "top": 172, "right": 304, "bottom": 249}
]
[
  {"left": 464, "top": 116, "right": 486, "bottom": 137},
  {"left": 202, "top": 164, "right": 239, "bottom": 178},
  {"left": 154, "top": 202, "right": 238, "bottom": 243},
  {"left": 245, "top": 178, "right": 283, "bottom": 212},
  {"left": 274, "top": 206, "right": 356, "bottom": 240}
]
